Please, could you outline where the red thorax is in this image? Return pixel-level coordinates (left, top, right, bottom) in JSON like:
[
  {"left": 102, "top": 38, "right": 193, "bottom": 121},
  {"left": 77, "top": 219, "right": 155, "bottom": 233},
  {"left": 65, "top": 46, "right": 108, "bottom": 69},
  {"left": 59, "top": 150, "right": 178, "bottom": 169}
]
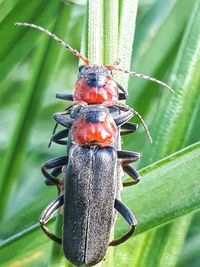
[
  {"left": 71, "top": 113, "right": 117, "bottom": 146},
  {"left": 74, "top": 78, "right": 118, "bottom": 104}
]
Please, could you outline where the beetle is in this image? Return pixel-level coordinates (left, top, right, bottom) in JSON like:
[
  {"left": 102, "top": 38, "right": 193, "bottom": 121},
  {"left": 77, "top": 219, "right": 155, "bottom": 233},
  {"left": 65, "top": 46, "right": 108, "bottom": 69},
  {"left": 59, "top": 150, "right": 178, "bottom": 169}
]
[
  {"left": 40, "top": 103, "right": 141, "bottom": 266},
  {"left": 15, "top": 22, "right": 173, "bottom": 265}
]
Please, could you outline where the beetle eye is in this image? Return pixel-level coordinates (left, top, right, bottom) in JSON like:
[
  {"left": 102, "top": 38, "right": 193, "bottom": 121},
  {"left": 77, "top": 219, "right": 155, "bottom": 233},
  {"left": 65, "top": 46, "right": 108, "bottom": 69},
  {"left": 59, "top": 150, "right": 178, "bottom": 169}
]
[
  {"left": 79, "top": 65, "right": 85, "bottom": 73},
  {"left": 108, "top": 69, "right": 112, "bottom": 75}
]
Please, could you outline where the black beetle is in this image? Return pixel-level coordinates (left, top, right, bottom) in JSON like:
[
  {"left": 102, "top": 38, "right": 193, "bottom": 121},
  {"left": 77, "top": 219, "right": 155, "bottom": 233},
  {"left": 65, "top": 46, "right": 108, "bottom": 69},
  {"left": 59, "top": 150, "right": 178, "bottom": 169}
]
[{"left": 40, "top": 103, "right": 141, "bottom": 266}]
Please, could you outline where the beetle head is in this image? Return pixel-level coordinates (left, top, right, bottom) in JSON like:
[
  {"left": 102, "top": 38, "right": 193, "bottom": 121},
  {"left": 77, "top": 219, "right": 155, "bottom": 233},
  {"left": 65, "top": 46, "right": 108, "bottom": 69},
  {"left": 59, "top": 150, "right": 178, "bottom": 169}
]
[{"left": 74, "top": 65, "right": 118, "bottom": 104}]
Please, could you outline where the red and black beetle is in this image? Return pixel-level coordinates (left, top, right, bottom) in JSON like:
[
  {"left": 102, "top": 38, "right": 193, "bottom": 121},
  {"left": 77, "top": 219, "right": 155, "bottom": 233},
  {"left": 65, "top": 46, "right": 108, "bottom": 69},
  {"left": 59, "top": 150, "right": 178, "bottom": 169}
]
[{"left": 40, "top": 103, "right": 141, "bottom": 266}]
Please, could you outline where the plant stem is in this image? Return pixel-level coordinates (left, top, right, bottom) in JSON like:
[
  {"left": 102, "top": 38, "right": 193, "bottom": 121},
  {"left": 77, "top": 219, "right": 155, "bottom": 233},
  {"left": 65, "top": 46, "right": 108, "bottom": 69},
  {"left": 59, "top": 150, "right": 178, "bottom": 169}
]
[
  {"left": 104, "top": 0, "right": 119, "bottom": 65},
  {"left": 117, "top": 0, "right": 138, "bottom": 88},
  {"left": 88, "top": 0, "right": 104, "bottom": 64}
]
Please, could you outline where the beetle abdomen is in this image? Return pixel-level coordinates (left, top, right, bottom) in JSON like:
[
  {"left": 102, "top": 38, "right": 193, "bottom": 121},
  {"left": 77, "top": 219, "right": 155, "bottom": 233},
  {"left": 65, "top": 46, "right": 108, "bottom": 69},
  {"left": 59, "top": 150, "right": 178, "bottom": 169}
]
[{"left": 63, "top": 145, "right": 117, "bottom": 266}]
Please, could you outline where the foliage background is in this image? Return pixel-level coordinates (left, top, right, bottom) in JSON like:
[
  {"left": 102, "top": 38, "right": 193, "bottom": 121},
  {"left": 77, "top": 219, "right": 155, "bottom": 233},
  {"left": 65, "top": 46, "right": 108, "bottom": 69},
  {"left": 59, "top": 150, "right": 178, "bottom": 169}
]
[{"left": 0, "top": 0, "right": 200, "bottom": 266}]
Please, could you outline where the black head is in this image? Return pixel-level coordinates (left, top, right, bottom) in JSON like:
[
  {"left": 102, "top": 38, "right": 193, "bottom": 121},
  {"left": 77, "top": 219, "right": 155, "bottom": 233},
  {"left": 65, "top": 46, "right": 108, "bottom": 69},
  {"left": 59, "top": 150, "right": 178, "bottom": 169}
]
[
  {"left": 78, "top": 65, "right": 112, "bottom": 87},
  {"left": 79, "top": 65, "right": 112, "bottom": 77}
]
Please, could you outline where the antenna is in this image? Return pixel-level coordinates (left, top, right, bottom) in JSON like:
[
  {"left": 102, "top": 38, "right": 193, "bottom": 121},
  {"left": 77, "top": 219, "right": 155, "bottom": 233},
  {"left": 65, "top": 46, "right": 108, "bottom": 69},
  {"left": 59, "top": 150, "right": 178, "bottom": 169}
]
[
  {"left": 105, "top": 65, "right": 174, "bottom": 93},
  {"left": 132, "top": 108, "right": 152, "bottom": 144},
  {"left": 15, "top": 22, "right": 89, "bottom": 65}
]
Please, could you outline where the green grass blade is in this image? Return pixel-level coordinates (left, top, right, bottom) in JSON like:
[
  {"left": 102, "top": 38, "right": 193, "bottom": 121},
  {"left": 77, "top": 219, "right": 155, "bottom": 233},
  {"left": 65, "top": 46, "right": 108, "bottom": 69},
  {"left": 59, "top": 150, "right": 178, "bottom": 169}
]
[
  {"left": 123, "top": 0, "right": 196, "bottom": 155},
  {"left": 103, "top": 0, "right": 119, "bottom": 65},
  {"left": 127, "top": 0, "right": 196, "bottom": 119},
  {"left": 0, "top": 1, "right": 60, "bottom": 87},
  {"left": 177, "top": 234, "right": 200, "bottom": 267},
  {"left": 124, "top": 1, "right": 200, "bottom": 266},
  {"left": 88, "top": 0, "right": 104, "bottom": 64},
  {"left": 116, "top": 0, "right": 138, "bottom": 88},
  {"left": 0, "top": 2, "right": 65, "bottom": 218},
  {"left": 116, "top": 142, "right": 200, "bottom": 235},
  {"left": 115, "top": 141, "right": 200, "bottom": 265}
]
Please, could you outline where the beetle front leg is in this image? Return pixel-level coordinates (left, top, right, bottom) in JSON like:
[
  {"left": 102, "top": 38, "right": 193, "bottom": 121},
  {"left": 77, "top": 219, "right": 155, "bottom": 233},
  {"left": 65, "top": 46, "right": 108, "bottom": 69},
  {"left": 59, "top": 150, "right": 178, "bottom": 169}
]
[
  {"left": 114, "top": 111, "right": 133, "bottom": 126},
  {"left": 113, "top": 106, "right": 133, "bottom": 126},
  {"left": 109, "top": 199, "right": 137, "bottom": 246},
  {"left": 53, "top": 113, "right": 74, "bottom": 128},
  {"left": 48, "top": 107, "right": 72, "bottom": 147},
  {"left": 115, "top": 81, "right": 128, "bottom": 99},
  {"left": 56, "top": 93, "right": 73, "bottom": 101},
  {"left": 40, "top": 194, "right": 64, "bottom": 245},
  {"left": 117, "top": 150, "right": 141, "bottom": 186},
  {"left": 50, "top": 128, "right": 69, "bottom": 146}
]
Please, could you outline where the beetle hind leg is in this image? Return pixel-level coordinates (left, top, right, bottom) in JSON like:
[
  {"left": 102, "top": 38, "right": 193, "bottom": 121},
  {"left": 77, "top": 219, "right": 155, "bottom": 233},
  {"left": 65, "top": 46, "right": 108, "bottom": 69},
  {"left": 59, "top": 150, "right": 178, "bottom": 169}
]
[
  {"left": 56, "top": 93, "right": 73, "bottom": 101},
  {"left": 44, "top": 167, "right": 62, "bottom": 186},
  {"left": 40, "top": 194, "right": 64, "bottom": 245},
  {"left": 42, "top": 156, "right": 68, "bottom": 192},
  {"left": 122, "top": 165, "right": 141, "bottom": 186},
  {"left": 109, "top": 199, "right": 137, "bottom": 246}
]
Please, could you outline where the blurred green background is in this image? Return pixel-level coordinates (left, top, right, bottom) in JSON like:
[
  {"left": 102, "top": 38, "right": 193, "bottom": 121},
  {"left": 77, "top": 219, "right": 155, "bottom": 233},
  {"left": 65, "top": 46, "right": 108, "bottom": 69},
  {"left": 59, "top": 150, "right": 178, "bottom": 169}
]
[{"left": 0, "top": 0, "right": 200, "bottom": 266}]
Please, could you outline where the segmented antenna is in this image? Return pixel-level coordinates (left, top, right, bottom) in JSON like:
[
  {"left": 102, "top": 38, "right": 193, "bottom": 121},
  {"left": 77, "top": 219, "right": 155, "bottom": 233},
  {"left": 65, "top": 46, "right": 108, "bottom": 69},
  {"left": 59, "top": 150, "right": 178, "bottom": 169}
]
[
  {"left": 132, "top": 108, "right": 153, "bottom": 144},
  {"left": 105, "top": 65, "right": 174, "bottom": 93},
  {"left": 15, "top": 22, "right": 89, "bottom": 65}
]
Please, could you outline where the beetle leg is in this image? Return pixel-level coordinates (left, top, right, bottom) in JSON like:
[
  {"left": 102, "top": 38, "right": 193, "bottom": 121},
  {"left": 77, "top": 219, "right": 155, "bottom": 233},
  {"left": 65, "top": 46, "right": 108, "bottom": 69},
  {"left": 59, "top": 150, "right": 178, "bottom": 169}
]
[
  {"left": 42, "top": 156, "right": 68, "bottom": 192},
  {"left": 48, "top": 107, "right": 71, "bottom": 147},
  {"left": 49, "top": 129, "right": 69, "bottom": 146},
  {"left": 109, "top": 199, "right": 137, "bottom": 246},
  {"left": 115, "top": 81, "right": 128, "bottom": 99},
  {"left": 109, "top": 102, "right": 152, "bottom": 143},
  {"left": 122, "top": 165, "right": 141, "bottom": 186},
  {"left": 120, "top": 122, "right": 138, "bottom": 136},
  {"left": 56, "top": 93, "right": 73, "bottom": 101},
  {"left": 45, "top": 167, "right": 63, "bottom": 186},
  {"left": 117, "top": 150, "right": 140, "bottom": 162},
  {"left": 114, "top": 111, "right": 133, "bottom": 126},
  {"left": 117, "top": 150, "right": 141, "bottom": 186},
  {"left": 40, "top": 194, "right": 64, "bottom": 245},
  {"left": 53, "top": 113, "right": 74, "bottom": 128},
  {"left": 103, "top": 101, "right": 134, "bottom": 126},
  {"left": 119, "top": 93, "right": 127, "bottom": 100}
]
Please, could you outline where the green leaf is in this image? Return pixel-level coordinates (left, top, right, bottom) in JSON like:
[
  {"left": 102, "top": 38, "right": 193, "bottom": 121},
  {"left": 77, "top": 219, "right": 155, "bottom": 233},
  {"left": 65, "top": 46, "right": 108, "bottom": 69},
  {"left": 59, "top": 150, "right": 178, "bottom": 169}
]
[
  {"left": 123, "top": 0, "right": 197, "bottom": 157},
  {"left": 118, "top": 142, "right": 200, "bottom": 235},
  {"left": 122, "top": 1, "right": 200, "bottom": 266},
  {"left": 115, "top": 143, "right": 200, "bottom": 266}
]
